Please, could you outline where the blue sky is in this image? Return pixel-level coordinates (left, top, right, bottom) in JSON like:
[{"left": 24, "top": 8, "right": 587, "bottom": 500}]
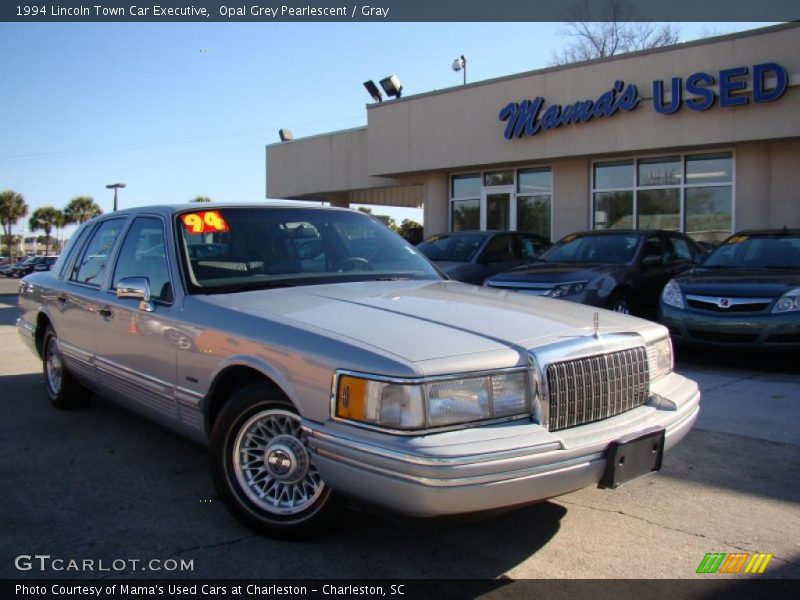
[{"left": 0, "top": 21, "right": 777, "bottom": 238}]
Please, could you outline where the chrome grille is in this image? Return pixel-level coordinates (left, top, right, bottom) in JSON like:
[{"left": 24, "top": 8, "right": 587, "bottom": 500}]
[{"left": 546, "top": 347, "right": 649, "bottom": 431}]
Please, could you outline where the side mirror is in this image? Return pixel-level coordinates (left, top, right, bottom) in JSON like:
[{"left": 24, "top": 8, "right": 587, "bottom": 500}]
[
  {"left": 117, "top": 276, "right": 154, "bottom": 312},
  {"left": 641, "top": 255, "right": 662, "bottom": 267}
]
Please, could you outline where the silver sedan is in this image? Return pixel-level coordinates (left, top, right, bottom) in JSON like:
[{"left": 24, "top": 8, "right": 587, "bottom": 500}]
[{"left": 17, "top": 204, "right": 699, "bottom": 537}]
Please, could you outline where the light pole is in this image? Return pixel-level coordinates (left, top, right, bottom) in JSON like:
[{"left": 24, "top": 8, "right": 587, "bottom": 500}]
[
  {"left": 452, "top": 55, "right": 467, "bottom": 85},
  {"left": 106, "top": 183, "right": 126, "bottom": 212}
]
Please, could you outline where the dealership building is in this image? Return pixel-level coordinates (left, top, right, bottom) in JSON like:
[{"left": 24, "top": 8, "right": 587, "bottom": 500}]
[{"left": 266, "top": 23, "right": 799, "bottom": 242}]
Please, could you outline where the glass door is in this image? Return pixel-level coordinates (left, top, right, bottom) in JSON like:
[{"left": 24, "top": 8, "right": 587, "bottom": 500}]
[{"left": 481, "top": 187, "right": 515, "bottom": 231}]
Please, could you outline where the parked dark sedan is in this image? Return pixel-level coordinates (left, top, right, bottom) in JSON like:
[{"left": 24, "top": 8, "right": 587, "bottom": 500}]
[
  {"left": 417, "top": 230, "right": 550, "bottom": 285},
  {"left": 2, "top": 256, "right": 36, "bottom": 277},
  {"left": 660, "top": 229, "right": 800, "bottom": 349},
  {"left": 485, "top": 230, "right": 705, "bottom": 316},
  {"left": 9, "top": 255, "right": 58, "bottom": 277}
]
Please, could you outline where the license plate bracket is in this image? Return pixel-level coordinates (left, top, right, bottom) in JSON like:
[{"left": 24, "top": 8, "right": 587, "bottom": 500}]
[{"left": 599, "top": 427, "right": 665, "bottom": 489}]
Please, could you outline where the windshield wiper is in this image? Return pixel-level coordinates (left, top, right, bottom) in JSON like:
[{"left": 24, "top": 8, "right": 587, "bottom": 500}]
[{"left": 371, "top": 276, "right": 412, "bottom": 281}]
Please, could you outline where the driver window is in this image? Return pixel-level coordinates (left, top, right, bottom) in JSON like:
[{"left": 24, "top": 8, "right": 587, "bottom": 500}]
[
  {"left": 112, "top": 217, "right": 173, "bottom": 302},
  {"left": 643, "top": 235, "right": 664, "bottom": 259},
  {"left": 481, "top": 234, "right": 515, "bottom": 262}
]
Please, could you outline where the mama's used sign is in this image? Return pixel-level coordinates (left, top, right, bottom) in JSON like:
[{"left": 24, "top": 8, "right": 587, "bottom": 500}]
[{"left": 499, "top": 62, "right": 788, "bottom": 140}]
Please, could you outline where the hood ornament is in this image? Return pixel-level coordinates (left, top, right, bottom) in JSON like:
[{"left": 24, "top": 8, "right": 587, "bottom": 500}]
[{"left": 593, "top": 312, "right": 600, "bottom": 338}]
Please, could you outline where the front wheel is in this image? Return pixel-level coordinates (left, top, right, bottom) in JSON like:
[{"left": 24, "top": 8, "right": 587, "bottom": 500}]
[{"left": 210, "top": 384, "right": 338, "bottom": 538}]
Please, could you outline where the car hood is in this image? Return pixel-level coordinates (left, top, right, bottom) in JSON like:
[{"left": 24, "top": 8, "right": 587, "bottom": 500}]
[
  {"left": 200, "top": 280, "right": 651, "bottom": 364},
  {"left": 675, "top": 268, "right": 800, "bottom": 297},
  {"left": 487, "top": 262, "right": 621, "bottom": 284}
]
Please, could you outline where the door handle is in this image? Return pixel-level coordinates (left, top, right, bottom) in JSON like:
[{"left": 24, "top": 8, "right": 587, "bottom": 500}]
[
  {"left": 98, "top": 306, "right": 114, "bottom": 319},
  {"left": 57, "top": 294, "right": 67, "bottom": 304}
]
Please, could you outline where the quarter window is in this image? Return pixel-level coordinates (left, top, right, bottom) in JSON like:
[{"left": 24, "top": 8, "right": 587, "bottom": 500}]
[{"left": 70, "top": 219, "right": 126, "bottom": 286}]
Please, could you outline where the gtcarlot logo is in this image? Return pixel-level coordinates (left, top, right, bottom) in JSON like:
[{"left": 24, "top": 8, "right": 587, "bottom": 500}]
[{"left": 14, "top": 554, "right": 194, "bottom": 573}]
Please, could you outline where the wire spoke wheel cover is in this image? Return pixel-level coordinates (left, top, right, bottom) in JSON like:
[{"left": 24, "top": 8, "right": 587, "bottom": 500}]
[
  {"left": 45, "top": 337, "right": 63, "bottom": 396},
  {"left": 232, "top": 409, "right": 324, "bottom": 516}
]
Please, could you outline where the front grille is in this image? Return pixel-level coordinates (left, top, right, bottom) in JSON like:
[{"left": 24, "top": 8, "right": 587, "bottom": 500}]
[
  {"left": 687, "top": 299, "right": 770, "bottom": 313},
  {"left": 687, "top": 330, "right": 759, "bottom": 343},
  {"left": 546, "top": 347, "right": 649, "bottom": 432}
]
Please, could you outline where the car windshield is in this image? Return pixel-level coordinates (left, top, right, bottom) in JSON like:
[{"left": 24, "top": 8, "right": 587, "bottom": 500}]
[
  {"left": 540, "top": 233, "right": 641, "bottom": 264},
  {"left": 177, "top": 207, "right": 441, "bottom": 293},
  {"left": 416, "top": 233, "right": 487, "bottom": 262},
  {"left": 703, "top": 234, "right": 800, "bottom": 268}
]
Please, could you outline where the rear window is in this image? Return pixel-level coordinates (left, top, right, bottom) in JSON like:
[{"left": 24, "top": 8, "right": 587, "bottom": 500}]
[{"left": 417, "top": 234, "right": 487, "bottom": 262}]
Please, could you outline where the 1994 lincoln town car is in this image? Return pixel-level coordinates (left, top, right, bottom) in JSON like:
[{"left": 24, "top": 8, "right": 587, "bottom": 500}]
[{"left": 16, "top": 205, "right": 700, "bottom": 537}]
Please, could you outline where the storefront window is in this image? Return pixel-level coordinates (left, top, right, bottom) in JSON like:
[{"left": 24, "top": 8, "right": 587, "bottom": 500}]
[
  {"left": 593, "top": 191, "right": 633, "bottom": 230},
  {"left": 484, "top": 170, "right": 513, "bottom": 187},
  {"left": 592, "top": 152, "right": 733, "bottom": 241},
  {"left": 686, "top": 153, "right": 733, "bottom": 185},
  {"left": 638, "top": 157, "right": 681, "bottom": 186},
  {"left": 517, "top": 196, "right": 551, "bottom": 241},
  {"left": 451, "top": 173, "right": 481, "bottom": 198},
  {"left": 638, "top": 188, "right": 680, "bottom": 230},
  {"left": 594, "top": 161, "right": 633, "bottom": 190},
  {"left": 686, "top": 187, "right": 732, "bottom": 243},
  {"left": 451, "top": 198, "right": 480, "bottom": 231},
  {"left": 517, "top": 168, "right": 552, "bottom": 239}
]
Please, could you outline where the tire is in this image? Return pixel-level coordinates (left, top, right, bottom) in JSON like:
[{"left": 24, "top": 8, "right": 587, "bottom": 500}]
[
  {"left": 210, "top": 383, "right": 338, "bottom": 538},
  {"left": 607, "top": 291, "right": 633, "bottom": 315},
  {"left": 42, "top": 326, "right": 89, "bottom": 409}
]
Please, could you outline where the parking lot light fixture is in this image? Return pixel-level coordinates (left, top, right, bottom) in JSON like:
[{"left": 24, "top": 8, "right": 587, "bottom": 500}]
[
  {"left": 379, "top": 75, "right": 403, "bottom": 99},
  {"left": 106, "top": 183, "right": 126, "bottom": 212}
]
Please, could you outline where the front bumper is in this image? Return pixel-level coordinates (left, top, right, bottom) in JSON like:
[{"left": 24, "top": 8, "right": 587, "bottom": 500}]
[
  {"left": 304, "top": 371, "right": 699, "bottom": 517},
  {"left": 661, "top": 304, "right": 800, "bottom": 349}
]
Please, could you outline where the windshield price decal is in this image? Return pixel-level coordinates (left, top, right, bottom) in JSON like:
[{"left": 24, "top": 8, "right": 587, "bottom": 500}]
[{"left": 181, "top": 211, "right": 229, "bottom": 234}]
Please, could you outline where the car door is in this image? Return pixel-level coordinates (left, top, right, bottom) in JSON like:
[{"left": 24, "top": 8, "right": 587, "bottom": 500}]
[
  {"left": 635, "top": 233, "right": 673, "bottom": 313},
  {"left": 478, "top": 233, "right": 527, "bottom": 282},
  {"left": 94, "top": 215, "right": 181, "bottom": 423},
  {"left": 55, "top": 218, "right": 128, "bottom": 384},
  {"left": 666, "top": 233, "right": 700, "bottom": 277}
]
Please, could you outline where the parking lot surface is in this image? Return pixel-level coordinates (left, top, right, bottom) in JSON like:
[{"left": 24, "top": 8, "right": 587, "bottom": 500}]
[{"left": 1, "top": 279, "right": 798, "bottom": 580}]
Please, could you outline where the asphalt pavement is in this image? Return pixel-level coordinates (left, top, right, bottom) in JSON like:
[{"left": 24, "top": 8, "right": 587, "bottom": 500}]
[{"left": 0, "top": 279, "right": 798, "bottom": 581}]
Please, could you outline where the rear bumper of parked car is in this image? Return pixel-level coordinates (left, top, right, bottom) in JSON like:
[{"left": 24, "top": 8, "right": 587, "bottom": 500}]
[
  {"left": 661, "top": 305, "right": 800, "bottom": 349},
  {"left": 304, "top": 372, "right": 699, "bottom": 517}
]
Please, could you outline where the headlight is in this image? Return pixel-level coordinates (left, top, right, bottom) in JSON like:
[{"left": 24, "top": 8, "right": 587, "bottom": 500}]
[
  {"left": 647, "top": 337, "right": 673, "bottom": 381},
  {"left": 546, "top": 281, "right": 587, "bottom": 298},
  {"left": 772, "top": 288, "right": 800, "bottom": 314},
  {"left": 335, "top": 371, "right": 531, "bottom": 431},
  {"left": 661, "top": 279, "right": 684, "bottom": 308}
]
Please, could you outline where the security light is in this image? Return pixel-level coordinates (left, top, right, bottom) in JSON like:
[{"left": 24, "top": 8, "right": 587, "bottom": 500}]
[
  {"left": 452, "top": 55, "right": 467, "bottom": 85},
  {"left": 363, "top": 80, "right": 383, "bottom": 103},
  {"left": 379, "top": 75, "right": 403, "bottom": 99},
  {"left": 279, "top": 129, "right": 293, "bottom": 142}
]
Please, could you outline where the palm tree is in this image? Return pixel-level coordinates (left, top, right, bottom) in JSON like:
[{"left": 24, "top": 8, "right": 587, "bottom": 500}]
[
  {"left": 190, "top": 196, "right": 212, "bottom": 203},
  {"left": 53, "top": 210, "right": 67, "bottom": 253},
  {"left": 0, "top": 190, "right": 28, "bottom": 260},
  {"left": 64, "top": 196, "right": 102, "bottom": 224},
  {"left": 29, "top": 206, "right": 60, "bottom": 255}
]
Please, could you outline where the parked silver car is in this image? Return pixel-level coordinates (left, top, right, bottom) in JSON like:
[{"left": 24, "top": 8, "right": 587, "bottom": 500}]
[{"left": 17, "top": 205, "right": 699, "bottom": 537}]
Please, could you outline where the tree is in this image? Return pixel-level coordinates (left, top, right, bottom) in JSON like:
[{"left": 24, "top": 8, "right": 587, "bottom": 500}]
[
  {"left": 191, "top": 196, "right": 212, "bottom": 203},
  {"left": 397, "top": 218, "right": 423, "bottom": 242},
  {"left": 29, "top": 206, "right": 60, "bottom": 254},
  {"left": 551, "top": 0, "right": 680, "bottom": 65},
  {"left": 0, "top": 190, "right": 28, "bottom": 260},
  {"left": 64, "top": 196, "right": 102, "bottom": 224}
]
